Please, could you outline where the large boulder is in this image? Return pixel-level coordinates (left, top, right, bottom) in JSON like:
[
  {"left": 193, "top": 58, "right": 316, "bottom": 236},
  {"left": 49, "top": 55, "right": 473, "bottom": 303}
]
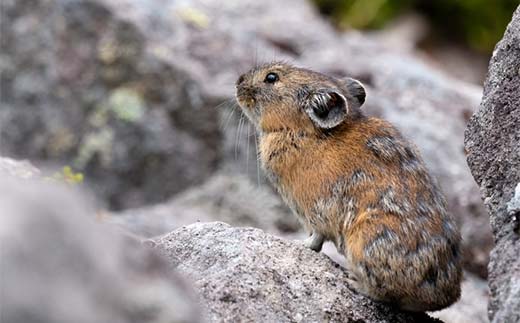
[
  {"left": 154, "top": 222, "right": 440, "bottom": 323},
  {"left": 464, "top": 5, "right": 520, "bottom": 322},
  {"left": 1, "top": 0, "right": 221, "bottom": 209},
  {"left": 0, "top": 167, "right": 202, "bottom": 323},
  {"left": 1, "top": 0, "right": 491, "bottom": 276}
]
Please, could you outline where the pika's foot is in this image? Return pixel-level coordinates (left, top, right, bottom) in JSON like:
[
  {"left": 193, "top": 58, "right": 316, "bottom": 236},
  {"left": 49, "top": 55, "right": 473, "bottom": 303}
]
[
  {"left": 303, "top": 232, "right": 325, "bottom": 252},
  {"left": 345, "top": 275, "right": 361, "bottom": 292}
]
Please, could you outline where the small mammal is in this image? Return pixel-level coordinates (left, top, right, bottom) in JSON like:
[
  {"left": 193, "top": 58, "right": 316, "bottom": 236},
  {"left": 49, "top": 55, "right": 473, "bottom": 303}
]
[{"left": 235, "top": 62, "right": 462, "bottom": 312}]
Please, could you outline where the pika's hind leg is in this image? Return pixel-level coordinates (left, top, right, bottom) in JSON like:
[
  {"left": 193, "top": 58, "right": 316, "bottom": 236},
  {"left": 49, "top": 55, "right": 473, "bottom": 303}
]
[
  {"left": 303, "top": 231, "right": 325, "bottom": 252},
  {"left": 343, "top": 252, "right": 365, "bottom": 294}
]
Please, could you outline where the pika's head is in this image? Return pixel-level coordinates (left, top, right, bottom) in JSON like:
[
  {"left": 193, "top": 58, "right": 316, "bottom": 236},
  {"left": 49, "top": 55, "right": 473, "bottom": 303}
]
[{"left": 235, "top": 62, "right": 366, "bottom": 134}]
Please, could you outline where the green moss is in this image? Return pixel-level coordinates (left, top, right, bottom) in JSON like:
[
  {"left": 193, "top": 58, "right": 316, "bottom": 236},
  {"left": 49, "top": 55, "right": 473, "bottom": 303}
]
[
  {"left": 46, "top": 166, "right": 84, "bottom": 185},
  {"left": 177, "top": 6, "right": 210, "bottom": 29},
  {"left": 417, "top": 0, "right": 519, "bottom": 53},
  {"left": 314, "top": 0, "right": 413, "bottom": 29},
  {"left": 312, "top": 0, "right": 518, "bottom": 53}
]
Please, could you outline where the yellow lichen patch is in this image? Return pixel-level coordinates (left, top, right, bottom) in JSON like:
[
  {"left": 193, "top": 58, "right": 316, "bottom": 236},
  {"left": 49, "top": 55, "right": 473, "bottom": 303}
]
[
  {"left": 176, "top": 7, "right": 210, "bottom": 29},
  {"left": 46, "top": 166, "right": 84, "bottom": 185}
]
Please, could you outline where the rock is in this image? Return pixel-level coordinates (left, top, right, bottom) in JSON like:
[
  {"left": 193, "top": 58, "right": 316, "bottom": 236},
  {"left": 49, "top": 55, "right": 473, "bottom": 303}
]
[
  {"left": 108, "top": 172, "right": 299, "bottom": 238},
  {"left": 154, "top": 222, "right": 440, "bottom": 323},
  {"left": 0, "top": 157, "right": 40, "bottom": 179},
  {"left": 1, "top": 0, "right": 491, "bottom": 276},
  {"left": 464, "top": 5, "right": 520, "bottom": 322},
  {"left": 0, "top": 177, "right": 202, "bottom": 323},
  {"left": 1, "top": 0, "right": 221, "bottom": 210},
  {"left": 430, "top": 273, "right": 489, "bottom": 323}
]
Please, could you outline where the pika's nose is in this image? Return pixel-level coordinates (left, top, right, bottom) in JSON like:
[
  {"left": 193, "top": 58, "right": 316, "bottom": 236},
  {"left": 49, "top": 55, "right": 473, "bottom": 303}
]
[{"left": 236, "top": 74, "right": 246, "bottom": 87}]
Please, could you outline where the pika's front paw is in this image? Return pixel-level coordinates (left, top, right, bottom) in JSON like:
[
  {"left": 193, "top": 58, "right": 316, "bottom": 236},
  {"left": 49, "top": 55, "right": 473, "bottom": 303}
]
[
  {"left": 345, "top": 274, "right": 361, "bottom": 292},
  {"left": 303, "top": 232, "right": 325, "bottom": 252}
]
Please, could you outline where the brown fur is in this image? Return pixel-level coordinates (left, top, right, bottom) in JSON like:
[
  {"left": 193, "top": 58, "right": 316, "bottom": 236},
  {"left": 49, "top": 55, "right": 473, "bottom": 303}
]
[{"left": 235, "top": 62, "right": 462, "bottom": 312}]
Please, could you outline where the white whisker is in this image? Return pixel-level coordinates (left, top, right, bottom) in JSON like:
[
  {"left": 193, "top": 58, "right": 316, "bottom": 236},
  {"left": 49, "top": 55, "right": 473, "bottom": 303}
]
[
  {"left": 214, "top": 98, "right": 234, "bottom": 110},
  {"left": 221, "top": 102, "right": 238, "bottom": 131},
  {"left": 235, "top": 114, "right": 245, "bottom": 160},
  {"left": 246, "top": 123, "right": 251, "bottom": 173},
  {"left": 254, "top": 129, "right": 261, "bottom": 187}
]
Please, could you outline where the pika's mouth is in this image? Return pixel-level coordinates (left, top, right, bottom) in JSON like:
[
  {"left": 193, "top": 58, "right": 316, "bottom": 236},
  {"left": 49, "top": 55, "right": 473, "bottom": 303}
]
[
  {"left": 235, "top": 95, "right": 260, "bottom": 127},
  {"left": 235, "top": 87, "right": 256, "bottom": 108},
  {"left": 236, "top": 95, "right": 256, "bottom": 110}
]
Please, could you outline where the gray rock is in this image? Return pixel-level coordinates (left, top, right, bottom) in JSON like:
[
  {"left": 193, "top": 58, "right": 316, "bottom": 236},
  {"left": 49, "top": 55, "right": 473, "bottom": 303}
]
[
  {"left": 154, "top": 222, "right": 441, "bottom": 323},
  {"left": 1, "top": 0, "right": 221, "bottom": 210},
  {"left": 1, "top": 0, "right": 491, "bottom": 276},
  {"left": 108, "top": 172, "right": 299, "bottom": 238},
  {"left": 464, "top": 5, "right": 520, "bottom": 322},
  {"left": 0, "top": 177, "right": 203, "bottom": 323},
  {"left": 0, "top": 157, "right": 40, "bottom": 179}
]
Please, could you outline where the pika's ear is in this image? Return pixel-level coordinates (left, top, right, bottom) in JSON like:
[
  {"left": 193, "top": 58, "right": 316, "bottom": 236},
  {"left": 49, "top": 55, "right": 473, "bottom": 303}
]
[
  {"left": 344, "top": 78, "right": 366, "bottom": 108},
  {"left": 304, "top": 89, "right": 348, "bottom": 129}
]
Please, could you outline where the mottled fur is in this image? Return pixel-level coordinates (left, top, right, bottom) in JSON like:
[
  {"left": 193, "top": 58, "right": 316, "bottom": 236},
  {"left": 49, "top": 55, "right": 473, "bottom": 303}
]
[{"left": 235, "top": 62, "right": 462, "bottom": 312}]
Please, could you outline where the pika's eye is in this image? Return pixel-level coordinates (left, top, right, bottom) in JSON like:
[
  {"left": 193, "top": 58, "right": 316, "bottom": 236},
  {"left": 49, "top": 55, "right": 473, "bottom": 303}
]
[{"left": 264, "top": 72, "right": 279, "bottom": 84}]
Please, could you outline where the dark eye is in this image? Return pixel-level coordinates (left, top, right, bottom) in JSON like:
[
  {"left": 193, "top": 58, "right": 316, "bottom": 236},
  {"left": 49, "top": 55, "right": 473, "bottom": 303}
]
[{"left": 264, "top": 72, "right": 279, "bottom": 84}]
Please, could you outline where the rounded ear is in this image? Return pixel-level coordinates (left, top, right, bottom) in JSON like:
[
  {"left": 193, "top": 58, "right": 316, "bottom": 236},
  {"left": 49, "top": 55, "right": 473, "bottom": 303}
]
[
  {"left": 304, "top": 89, "right": 348, "bottom": 129},
  {"left": 344, "top": 78, "right": 366, "bottom": 108}
]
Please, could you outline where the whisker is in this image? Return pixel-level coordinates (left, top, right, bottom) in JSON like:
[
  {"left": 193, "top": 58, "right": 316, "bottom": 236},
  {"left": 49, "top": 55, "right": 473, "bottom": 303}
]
[
  {"left": 214, "top": 98, "right": 235, "bottom": 110},
  {"left": 254, "top": 37, "right": 258, "bottom": 68},
  {"left": 254, "top": 129, "right": 261, "bottom": 187},
  {"left": 221, "top": 102, "right": 238, "bottom": 131},
  {"left": 246, "top": 123, "right": 251, "bottom": 174},
  {"left": 234, "top": 114, "right": 245, "bottom": 160}
]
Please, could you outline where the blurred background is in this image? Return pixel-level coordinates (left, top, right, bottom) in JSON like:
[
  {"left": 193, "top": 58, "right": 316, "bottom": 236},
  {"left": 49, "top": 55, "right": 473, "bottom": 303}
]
[
  {"left": 315, "top": 0, "right": 518, "bottom": 52},
  {"left": 314, "top": 0, "right": 518, "bottom": 84},
  {"left": 2, "top": 0, "right": 518, "bottom": 322}
]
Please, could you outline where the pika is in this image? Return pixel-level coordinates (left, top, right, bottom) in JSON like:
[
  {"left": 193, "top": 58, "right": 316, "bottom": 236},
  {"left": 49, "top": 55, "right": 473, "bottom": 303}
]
[{"left": 235, "top": 62, "right": 462, "bottom": 312}]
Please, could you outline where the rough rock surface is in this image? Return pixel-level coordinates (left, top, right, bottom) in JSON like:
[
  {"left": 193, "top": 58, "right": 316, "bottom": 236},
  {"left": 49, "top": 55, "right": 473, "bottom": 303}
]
[
  {"left": 1, "top": 0, "right": 490, "bottom": 275},
  {"left": 154, "top": 222, "right": 440, "bottom": 323},
  {"left": 464, "top": 5, "right": 520, "bottom": 322},
  {"left": 0, "top": 175, "right": 202, "bottom": 323}
]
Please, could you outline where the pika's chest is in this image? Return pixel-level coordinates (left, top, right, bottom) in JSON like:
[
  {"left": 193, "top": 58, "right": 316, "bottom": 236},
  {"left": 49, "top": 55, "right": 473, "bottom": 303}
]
[{"left": 258, "top": 132, "right": 340, "bottom": 216}]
